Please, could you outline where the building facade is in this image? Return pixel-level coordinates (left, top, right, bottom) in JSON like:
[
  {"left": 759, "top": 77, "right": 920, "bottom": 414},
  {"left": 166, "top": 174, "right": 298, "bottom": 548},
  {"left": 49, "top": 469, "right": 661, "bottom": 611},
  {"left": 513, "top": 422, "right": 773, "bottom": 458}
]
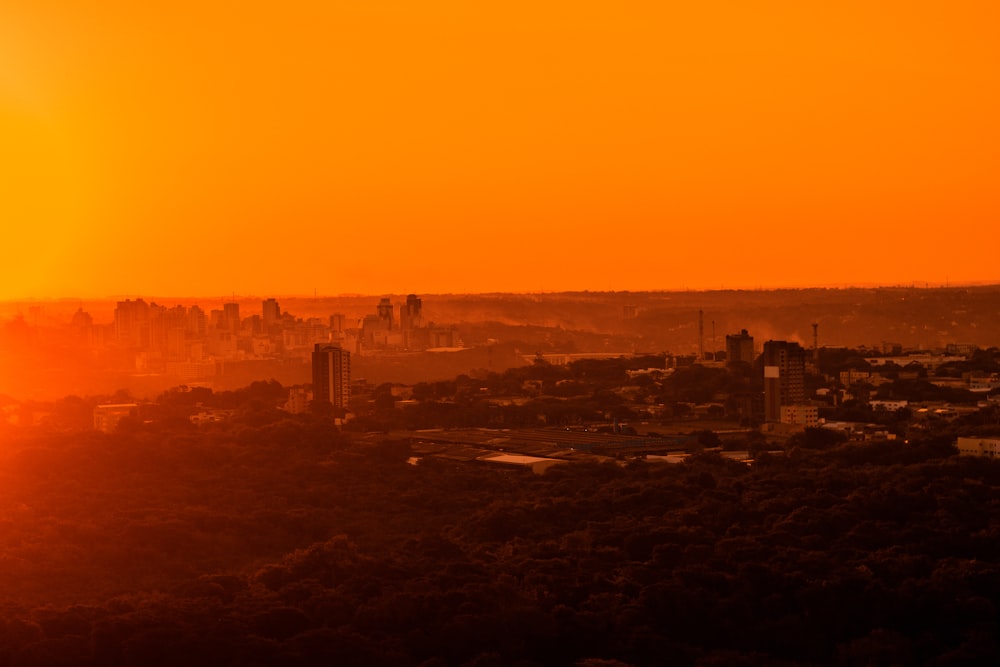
[
  {"left": 956, "top": 437, "right": 1000, "bottom": 458},
  {"left": 779, "top": 404, "right": 819, "bottom": 427},
  {"left": 312, "top": 343, "right": 351, "bottom": 411},
  {"left": 400, "top": 294, "right": 423, "bottom": 331},
  {"left": 762, "top": 340, "right": 807, "bottom": 422},
  {"left": 262, "top": 298, "right": 281, "bottom": 332},
  {"left": 93, "top": 403, "right": 138, "bottom": 433},
  {"left": 725, "top": 329, "right": 755, "bottom": 366}
]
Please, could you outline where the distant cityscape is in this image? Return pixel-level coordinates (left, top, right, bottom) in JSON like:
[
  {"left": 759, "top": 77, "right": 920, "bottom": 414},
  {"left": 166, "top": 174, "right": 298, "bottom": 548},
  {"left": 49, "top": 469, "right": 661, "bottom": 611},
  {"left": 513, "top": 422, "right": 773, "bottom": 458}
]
[
  {"left": 3, "top": 289, "right": 1000, "bottom": 457},
  {"left": 70, "top": 294, "right": 458, "bottom": 381},
  {"left": 81, "top": 321, "right": 1000, "bottom": 464}
]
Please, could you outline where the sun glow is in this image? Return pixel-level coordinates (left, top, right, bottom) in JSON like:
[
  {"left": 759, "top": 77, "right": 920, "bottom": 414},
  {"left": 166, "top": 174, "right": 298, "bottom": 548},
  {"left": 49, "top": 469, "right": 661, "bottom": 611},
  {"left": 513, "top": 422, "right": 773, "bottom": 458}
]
[{"left": 1, "top": 1, "right": 998, "bottom": 299}]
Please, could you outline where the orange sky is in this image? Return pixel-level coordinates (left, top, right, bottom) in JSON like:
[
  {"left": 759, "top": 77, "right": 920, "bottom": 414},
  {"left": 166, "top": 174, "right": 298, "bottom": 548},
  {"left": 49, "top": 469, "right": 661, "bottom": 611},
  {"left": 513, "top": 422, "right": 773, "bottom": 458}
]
[{"left": 2, "top": 1, "right": 998, "bottom": 299}]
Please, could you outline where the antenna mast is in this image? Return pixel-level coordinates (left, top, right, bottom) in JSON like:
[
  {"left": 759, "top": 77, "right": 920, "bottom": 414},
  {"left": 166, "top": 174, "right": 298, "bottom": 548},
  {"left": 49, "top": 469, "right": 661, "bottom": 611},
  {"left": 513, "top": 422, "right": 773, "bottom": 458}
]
[
  {"left": 812, "top": 322, "right": 819, "bottom": 364},
  {"left": 698, "top": 310, "right": 704, "bottom": 361}
]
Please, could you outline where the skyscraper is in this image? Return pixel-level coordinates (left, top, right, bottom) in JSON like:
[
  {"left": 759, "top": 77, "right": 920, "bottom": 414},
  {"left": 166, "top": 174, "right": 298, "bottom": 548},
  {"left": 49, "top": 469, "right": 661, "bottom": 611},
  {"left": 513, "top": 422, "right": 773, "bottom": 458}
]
[
  {"left": 312, "top": 343, "right": 351, "bottom": 411},
  {"left": 187, "top": 305, "right": 206, "bottom": 336},
  {"left": 262, "top": 298, "right": 281, "bottom": 331},
  {"left": 762, "top": 340, "right": 806, "bottom": 422},
  {"left": 223, "top": 302, "right": 240, "bottom": 332},
  {"left": 113, "top": 298, "right": 150, "bottom": 347},
  {"left": 377, "top": 297, "right": 394, "bottom": 330},
  {"left": 400, "top": 294, "right": 423, "bottom": 330}
]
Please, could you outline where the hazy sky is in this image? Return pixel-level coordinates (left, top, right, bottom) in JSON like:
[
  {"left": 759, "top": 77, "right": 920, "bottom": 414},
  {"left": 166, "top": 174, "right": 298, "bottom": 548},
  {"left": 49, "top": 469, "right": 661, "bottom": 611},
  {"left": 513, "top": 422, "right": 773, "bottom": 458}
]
[{"left": 2, "top": 1, "right": 997, "bottom": 299}]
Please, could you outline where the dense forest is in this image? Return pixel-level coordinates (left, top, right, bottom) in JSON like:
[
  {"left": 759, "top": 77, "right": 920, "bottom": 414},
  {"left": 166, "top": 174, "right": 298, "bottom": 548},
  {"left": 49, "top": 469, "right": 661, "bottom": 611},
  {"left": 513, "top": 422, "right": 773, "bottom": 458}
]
[{"left": 1, "top": 411, "right": 998, "bottom": 665}]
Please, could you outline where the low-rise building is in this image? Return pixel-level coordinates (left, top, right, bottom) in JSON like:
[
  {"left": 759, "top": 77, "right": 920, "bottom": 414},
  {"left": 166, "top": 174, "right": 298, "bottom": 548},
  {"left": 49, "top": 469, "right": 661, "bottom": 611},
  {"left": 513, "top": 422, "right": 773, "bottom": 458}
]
[
  {"left": 780, "top": 404, "right": 819, "bottom": 427},
  {"left": 968, "top": 374, "right": 1000, "bottom": 392},
  {"left": 190, "top": 409, "right": 235, "bottom": 425},
  {"left": 870, "top": 399, "right": 908, "bottom": 411},
  {"left": 283, "top": 387, "right": 312, "bottom": 414},
  {"left": 956, "top": 436, "right": 1000, "bottom": 458},
  {"left": 93, "top": 403, "right": 138, "bottom": 433},
  {"left": 821, "top": 421, "right": 896, "bottom": 442},
  {"left": 164, "top": 360, "right": 217, "bottom": 380},
  {"left": 840, "top": 369, "right": 873, "bottom": 386}
]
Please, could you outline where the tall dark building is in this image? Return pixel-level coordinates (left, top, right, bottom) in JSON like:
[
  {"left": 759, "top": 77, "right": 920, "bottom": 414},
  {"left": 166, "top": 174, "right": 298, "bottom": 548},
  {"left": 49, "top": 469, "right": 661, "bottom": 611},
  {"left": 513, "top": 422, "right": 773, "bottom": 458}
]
[
  {"left": 762, "top": 340, "right": 806, "bottom": 422},
  {"left": 262, "top": 298, "right": 281, "bottom": 331},
  {"left": 312, "top": 343, "right": 351, "bottom": 411},
  {"left": 400, "top": 294, "right": 423, "bottom": 330},
  {"left": 726, "top": 329, "right": 755, "bottom": 366},
  {"left": 223, "top": 302, "right": 240, "bottom": 332}
]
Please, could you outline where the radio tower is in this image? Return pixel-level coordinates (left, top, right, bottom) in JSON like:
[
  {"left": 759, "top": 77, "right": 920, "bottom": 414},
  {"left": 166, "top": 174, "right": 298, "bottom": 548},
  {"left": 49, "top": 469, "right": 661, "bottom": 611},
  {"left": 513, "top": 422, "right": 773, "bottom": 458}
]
[
  {"left": 698, "top": 310, "right": 704, "bottom": 361},
  {"left": 712, "top": 320, "right": 716, "bottom": 362}
]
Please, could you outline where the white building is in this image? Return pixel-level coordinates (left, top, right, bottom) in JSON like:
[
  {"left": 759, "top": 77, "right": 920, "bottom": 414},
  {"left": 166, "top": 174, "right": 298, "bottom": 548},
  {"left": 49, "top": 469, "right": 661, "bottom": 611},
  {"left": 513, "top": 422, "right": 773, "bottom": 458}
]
[{"left": 956, "top": 437, "right": 1000, "bottom": 458}]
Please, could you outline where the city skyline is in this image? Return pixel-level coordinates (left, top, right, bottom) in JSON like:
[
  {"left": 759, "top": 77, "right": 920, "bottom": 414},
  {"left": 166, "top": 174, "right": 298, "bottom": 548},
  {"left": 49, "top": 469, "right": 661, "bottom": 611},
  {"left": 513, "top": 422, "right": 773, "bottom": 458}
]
[
  {"left": 3, "top": 1, "right": 998, "bottom": 300},
  {"left": 4, "top": 2, "right": 1000, "bottom": 654}
]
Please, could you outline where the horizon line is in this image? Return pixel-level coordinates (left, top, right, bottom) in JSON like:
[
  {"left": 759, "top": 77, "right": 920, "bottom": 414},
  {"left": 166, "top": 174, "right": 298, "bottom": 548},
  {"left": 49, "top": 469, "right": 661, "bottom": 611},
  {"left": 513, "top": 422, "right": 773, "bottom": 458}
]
[{"left": 2, "top": 280, "right": 1000, "bottom": 303}]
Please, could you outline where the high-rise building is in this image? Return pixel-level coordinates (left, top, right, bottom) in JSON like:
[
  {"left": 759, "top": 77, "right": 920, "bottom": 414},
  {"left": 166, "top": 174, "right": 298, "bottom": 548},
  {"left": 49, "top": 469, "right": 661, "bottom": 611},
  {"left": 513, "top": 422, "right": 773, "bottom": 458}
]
[
  {"left": 113, "top": 298, "right": 150, "bottom": 347},
  {"left": 762, "top": 340, "right": 806, "bottom": 422},
  {"left": 70, "top": 307, "right": 96, "bottom": 346},
  {"left": 187, "top": 305, "right": 206, "bottom": 336},
  {"left": 223, "top": 302, "right": 240, "bottom": 332},
  {"left": 262, "top": 298, "right": 281, "bottom": 331},
  {"left": 376, "top": 297, "right": 394, "bottom": 330},
  {"left": 70, "top": 307, "right": 93, "bottom": 329},
  {"left": 312, "top": 343, "right": 351, "bottom": 411},
  {"left": 726, "top": 329, "right": 755, "bottom": 366},
  {"left": 157, "top": 305, "right": 188, "bottom": 359},
  {"left": 400, "top": 294, "right": 423, "bottom": 330}
]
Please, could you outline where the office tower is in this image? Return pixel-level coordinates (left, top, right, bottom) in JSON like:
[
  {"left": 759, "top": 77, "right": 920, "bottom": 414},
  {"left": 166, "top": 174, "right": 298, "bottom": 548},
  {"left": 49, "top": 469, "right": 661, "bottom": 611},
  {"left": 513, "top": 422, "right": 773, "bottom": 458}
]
[
  {"left": 377, "top": 297, "right": 394, "bottom": 330},
  {"left": 70, "top": 307, "right": 93, "bottom": 329},
  {"left": 262, "top": 298, "right": 281, "bottom": 331},
  {"left": 400, "top": 294, "right": 423, "bottom": 330},
  {"left": 726, "top": 329, "right": 755, "bottom": 366},
  {"left": 113, "top": 298, "right": 150, "bottom": 347},
  {"left": 187, "top": 305, "right": 207, "bottom": 336},
  {"left": 312, "top": 343, "right": 351, "bottom": 410},
  {"left": 762, "top": 340, "right": 806, "bottom": 422},
  {"left": 155, "top": 305, "right": 188, "bottom": 359},
  {"left": 223, "top": 302, "right": 240, "bottom": 332}
]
